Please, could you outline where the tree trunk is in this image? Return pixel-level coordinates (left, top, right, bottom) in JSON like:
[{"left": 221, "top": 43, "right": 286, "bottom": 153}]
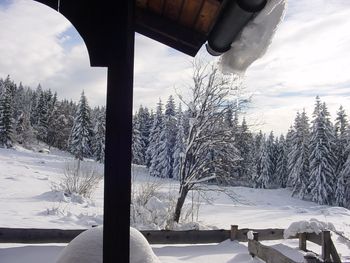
[{"left": 173, "top": 185, "right": 189, "bottom": 223}]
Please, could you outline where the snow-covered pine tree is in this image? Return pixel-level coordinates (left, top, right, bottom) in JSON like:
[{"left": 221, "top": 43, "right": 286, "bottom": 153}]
[
  {"left": 30, "top": 84, "right": 42, "bottom": 127},
  {"left": 255, "top": 137, "right": 270, "bottom": 188},
  {"left": 266, "top": 131, "right": 277, "bottom": 184},
  {"left": 288, "top": 110, "right": 310, "bottom": 198},
  {"left": 0, "top": 76, "right": 15, "bottom": 148},
  {"left": 35, "top": 90, "right": 49, "bottom": 142},
  {"left": 253, "top": 130, "right": 264, "bottom": 187},
  {"left": 156, "top": 95, "right": 177, "bottom": 178},
  {"left": 132, "top": 114, "right": 144, "bottom": 165},
  {"left": 236, "top": 118, "right": 255, "bottom": 181},
  {"left": 309, "top": 97, "right": 336, "bottom": 205},
  {"left": 93, "top": 109, "right": 106, "bottom": 163},
  {"left": 339, "top": 153, "right": 350, "bottom": 208},
  {"left": 173, "top": 104, "right": 186, "bottom": 180},
  {"left": 15, "top": 112, "right": 35, "bottom": 145},
  {"left": 69, "top": 91, "right": 94, "bottom": 160},
  {"left": 146, "top": 100, "right": 164, "bottom": 176},
  {"left": 137, "top": 106, "right": 152, "bottom": 165},
  {"left": 334, "top": 106, "right": 348, "bottom": 206},
  {"left": 275, "top": 134, "right": 288, "bottom": 188}
]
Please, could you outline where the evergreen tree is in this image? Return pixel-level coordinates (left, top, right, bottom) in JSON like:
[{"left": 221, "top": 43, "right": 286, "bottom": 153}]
[
  {"left": 266, "top": 131, "right": 277, "bottom": 184},
  {"left": 93, "top": 109, "right": 106, "bottom": 163},
  {"left": 69, "top": 91, "right": 93, "bottom": 160},
  {"left": 137, "top": 106, "right": 152, "bottom": 165},
  {"left": 288, "top": 110, "right": 310, "bottom": 198},
  {"left": 173, "top": 104, "right": 186, "bottom": 180},
  {"left": 35, "top": 90, "right": 49, "bottom": 142},
  {"left": 309, "top": 97, "right": 336, "bottom": 205},
  {"left": 132, "top": 114, "right": 144, "bottom": 165},
  {"left": 0, "top": 76, "right": 15, "bottom": 148},
  {"left": 157, "top": 95, "right": 177, "bottom": 178},
  {"left": 255, "top": 137, "right": 270, "bottom": 188},
  {"left": 146, "top": 100, "right": 164, "bottom": 176},
  {"left": 275, "top": 134, "right": 288, "bottom": 188},
  {"left": 236, "top": 118, "right": 255, "bottom": 180},
  {"left": 334, "top": 106, "right": 348, "bottom": 206}
]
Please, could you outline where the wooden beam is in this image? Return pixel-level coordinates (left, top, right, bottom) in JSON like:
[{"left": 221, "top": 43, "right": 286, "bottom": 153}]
[
  {"left": 141, "top": 229, "right": 230, "bottom": 244},
  {"left": 0, "top": 228, "right": 85, "bottom": 243},
  {"left": 135, "top": 7, "right": 206, "bottom": 56},
  {"left": 103, "top": 1, "right": 135, "bottom": 263}
]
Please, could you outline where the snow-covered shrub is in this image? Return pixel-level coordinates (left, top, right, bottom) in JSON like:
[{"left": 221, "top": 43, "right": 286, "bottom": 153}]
[{"left": 54, "top": 160, "right": 102, "bottom": 198}]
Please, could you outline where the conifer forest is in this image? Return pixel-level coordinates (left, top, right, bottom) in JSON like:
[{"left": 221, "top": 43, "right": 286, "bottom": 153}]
[{"left": 1, "top": 75, "right": 350, "bottom": 210}]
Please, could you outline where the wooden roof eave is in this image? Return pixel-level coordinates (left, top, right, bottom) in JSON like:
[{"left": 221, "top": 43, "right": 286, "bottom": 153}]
[{"left": 135, "top": 7, "right": 207, "bottom": 57}]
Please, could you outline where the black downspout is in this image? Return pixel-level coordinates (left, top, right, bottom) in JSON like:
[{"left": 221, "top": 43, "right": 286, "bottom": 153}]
[{"left": 206, "top": 0, "right": 267, "bottom": 56}]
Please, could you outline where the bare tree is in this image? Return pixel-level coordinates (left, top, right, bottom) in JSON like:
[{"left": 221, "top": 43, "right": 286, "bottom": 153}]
[{"left": 173, "top": 61, "right": 243, "bottom": 222}]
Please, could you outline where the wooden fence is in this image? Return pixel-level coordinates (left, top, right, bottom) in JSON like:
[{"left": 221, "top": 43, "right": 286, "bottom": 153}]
[{"left": 0, "top": 225, "right": 342, "bottom": 262}]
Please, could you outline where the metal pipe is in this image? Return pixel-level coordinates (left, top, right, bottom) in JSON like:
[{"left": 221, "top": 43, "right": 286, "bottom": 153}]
[{"left": 206, "top": 0, "right": 267, "bottom": 56}]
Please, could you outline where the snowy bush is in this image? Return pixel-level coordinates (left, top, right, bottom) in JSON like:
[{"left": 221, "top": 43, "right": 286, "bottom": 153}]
[
  {"left": 54, "top": 160, "right": 102, "bottom": 198},
  {"left": 130, "top": 172, "right": 203, "bottom": 230}
]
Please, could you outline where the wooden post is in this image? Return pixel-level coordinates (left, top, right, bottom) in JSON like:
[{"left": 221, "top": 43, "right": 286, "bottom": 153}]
[
  {"left": 304, "top": 253, "right": 318, "bottom": 263},
  {"left": 248, "top": 232, "right": 259, "bottom": 257},
  {"left": 299, "top": 232, "right": 307, "bottom": 251},
  {"left": 230, "top": 225, "right": 238, "bottom": 241},
  {"left": 321, "top": 231, "right": 331, "bottom": 263},
  {"left": 103, "top": 1, "right": 135, "bottom": 263}
]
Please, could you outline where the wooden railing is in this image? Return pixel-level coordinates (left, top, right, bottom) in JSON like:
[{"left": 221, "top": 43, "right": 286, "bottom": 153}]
[{"left": 0, "top": 225, "right": 342, "bottom": 262}]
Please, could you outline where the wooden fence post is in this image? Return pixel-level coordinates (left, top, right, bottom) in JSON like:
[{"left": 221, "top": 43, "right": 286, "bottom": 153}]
[
  {"left": 230, "top": 225, "right": 238, "bottom": 241},
  {"left": 299, "top": 232, "right": 307, "bottom": 251},
  {"left": 248, "top": 232, "right": 259, "bottom": 258},
  {"left": 321, "top": 231, "right": 331, "bottom": 263}
]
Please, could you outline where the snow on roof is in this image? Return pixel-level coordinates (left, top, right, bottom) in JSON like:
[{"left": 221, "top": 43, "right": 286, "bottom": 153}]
[{"left": 219, "top": 0, "right": 287, "bottom": 75}]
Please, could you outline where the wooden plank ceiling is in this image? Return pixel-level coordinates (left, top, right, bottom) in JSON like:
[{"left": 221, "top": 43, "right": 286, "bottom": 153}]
[{"left": 135, "top": 0, "right": 223, "bottom": 56}]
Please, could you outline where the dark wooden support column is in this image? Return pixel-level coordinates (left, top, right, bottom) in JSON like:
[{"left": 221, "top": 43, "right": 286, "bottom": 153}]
[{"left": 103, "top": 1, "right": 135, "bottom": 263}]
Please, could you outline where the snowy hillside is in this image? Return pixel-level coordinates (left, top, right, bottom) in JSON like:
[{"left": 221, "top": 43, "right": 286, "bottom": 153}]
[{"left": 0, "top": 147, "right": 349, "bottom": 262}]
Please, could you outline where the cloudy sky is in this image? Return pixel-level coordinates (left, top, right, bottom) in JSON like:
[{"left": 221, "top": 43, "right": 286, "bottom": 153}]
[{"left": 1, "top": 0, "right": 350, "bottom": 134}]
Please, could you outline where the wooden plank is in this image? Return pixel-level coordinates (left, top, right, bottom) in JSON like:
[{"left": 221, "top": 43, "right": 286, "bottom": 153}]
[
  {"left": 135, "top": 7, "right": 206, "bottom": 56},
  {"left": 230, "top": 225, "right": 238, "bottom": 241},
  {"left": 236, "top": 228, "right": 284, "bottom": 242},
  {"left": 0, "top": 228, "right": 85, "bottom": 243},
  {"left": 194, "top": 0, "right": 220, "bottom": 33},
  {"left": 148, "top": 0, "right": 165, "bottom": 14},
  {"left": 164, "top": 0, "right": 184, "bottom": 21},
  {"left": 322, "top": 231, "right": 332, "bottom": 263},
  {"left": 330, "top": 238, "right": 342, "bottom": 263},
  {"left": 248, "top": 239, "right": 299, "bottom": 263},
  {"left": 141, "top": 229, "right": 230, "bottom": 244},
  {"left": 136, "top": 0, "right": 148, "bottom": 8},
  {"left": 299, "top": 233, "right": 307, "bottom": 251},
  {"left": 179, "top": 0, "right": 203, "bottom": 27}
]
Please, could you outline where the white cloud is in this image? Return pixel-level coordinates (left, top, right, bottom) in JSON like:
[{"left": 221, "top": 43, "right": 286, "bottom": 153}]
[
  {"left": 244, "top": 0, "right": 350, "bottom": 134},
  {"left": 0, "top": 0, "right": 107, "bottom": 106}
]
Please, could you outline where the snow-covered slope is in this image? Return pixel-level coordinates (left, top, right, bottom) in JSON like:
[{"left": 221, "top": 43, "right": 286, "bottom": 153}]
[{"left": 0, "top": 147, "right": 349, "bottom": 262}]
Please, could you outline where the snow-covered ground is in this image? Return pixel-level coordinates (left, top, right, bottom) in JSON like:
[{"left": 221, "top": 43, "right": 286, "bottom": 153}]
[{"left": 0, "top": 147, "right": 349, "bottom": 263}]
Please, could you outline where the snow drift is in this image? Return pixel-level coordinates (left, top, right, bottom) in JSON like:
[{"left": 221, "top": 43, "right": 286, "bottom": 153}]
[
  {"left": 55, "top": 227, "right": 160, "bottom": 263},
  {"left": 284, "top": 218, "right": 336, "bottom": 239},
  {"left": 219, "top": 0, "right": 287, "bottom": 75}
]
